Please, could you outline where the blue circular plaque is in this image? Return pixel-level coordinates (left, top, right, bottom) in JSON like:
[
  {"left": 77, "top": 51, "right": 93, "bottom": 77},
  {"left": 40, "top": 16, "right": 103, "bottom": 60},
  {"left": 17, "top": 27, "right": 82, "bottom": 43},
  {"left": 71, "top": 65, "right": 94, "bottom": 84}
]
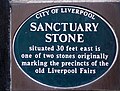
[{"left": 13, "top": 5, "right": 118, "bottom": 89}]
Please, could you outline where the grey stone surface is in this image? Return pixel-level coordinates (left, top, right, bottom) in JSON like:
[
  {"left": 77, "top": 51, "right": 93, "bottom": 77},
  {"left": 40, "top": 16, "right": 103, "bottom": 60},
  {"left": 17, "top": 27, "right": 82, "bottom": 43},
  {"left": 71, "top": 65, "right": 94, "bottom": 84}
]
[{"left": 11, "top": 0, "right": 120, "bottom": 3}]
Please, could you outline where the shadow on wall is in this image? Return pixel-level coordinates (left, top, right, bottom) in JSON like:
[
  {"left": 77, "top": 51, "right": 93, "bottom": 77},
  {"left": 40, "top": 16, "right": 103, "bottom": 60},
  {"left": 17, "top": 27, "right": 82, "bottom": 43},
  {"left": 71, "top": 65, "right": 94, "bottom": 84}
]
[{"left": 0, "top": 0, "right": 10, "bottom": 91}]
